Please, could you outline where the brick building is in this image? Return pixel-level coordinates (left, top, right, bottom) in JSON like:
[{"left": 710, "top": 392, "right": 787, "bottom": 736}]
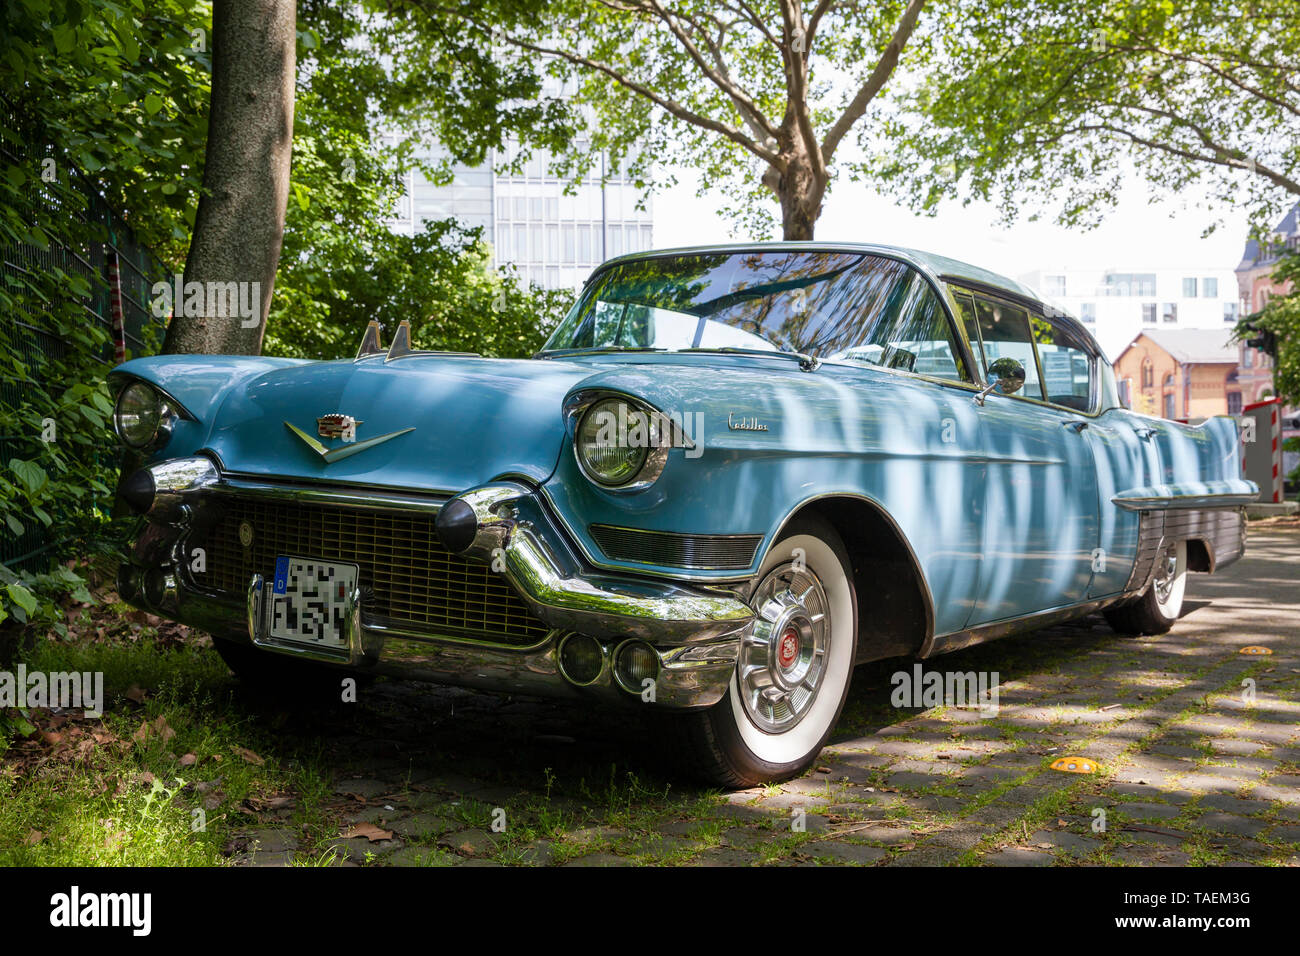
[{"left": 1114, "top": 329, "right": 1244, "bottom": 419}]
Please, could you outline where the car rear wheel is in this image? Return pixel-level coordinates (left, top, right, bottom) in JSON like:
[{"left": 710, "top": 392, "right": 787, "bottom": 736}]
[
  {"left": 1104, "top": 539, "right": 1188, "bottom": 636},
  {"left": 674, "top": 515, "right": 858, "bottom": 788}
]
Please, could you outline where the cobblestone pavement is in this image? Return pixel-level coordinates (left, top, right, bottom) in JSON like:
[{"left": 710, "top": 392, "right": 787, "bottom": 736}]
[{"left": 232, "top": 528, "right": 1300, "bottom": 867}]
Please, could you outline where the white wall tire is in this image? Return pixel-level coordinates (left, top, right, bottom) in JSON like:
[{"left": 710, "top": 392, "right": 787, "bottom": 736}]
[
  {"left": 674, "top": 515, "right": 857, "bottom": 787},
  {"left": 1104, "top": 539, "right": 1188, "bottom": 636}
]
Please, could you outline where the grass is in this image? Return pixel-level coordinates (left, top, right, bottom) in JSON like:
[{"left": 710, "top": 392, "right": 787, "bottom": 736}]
[{"left": 0, "top": 629, "right": 336, "bottom": 865}]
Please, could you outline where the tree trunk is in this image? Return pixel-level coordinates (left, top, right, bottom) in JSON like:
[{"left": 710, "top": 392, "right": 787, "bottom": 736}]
[
  {"left": 767, "top": 152, "right": 826, "bottom": 241},
  {"left": 163, "top": 0, "right": 296, "bottom": 355}
]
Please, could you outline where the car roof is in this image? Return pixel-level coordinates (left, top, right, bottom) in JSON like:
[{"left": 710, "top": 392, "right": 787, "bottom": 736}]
[{"left": 597, "top": 241, "right": 1100, "bottom": 355}]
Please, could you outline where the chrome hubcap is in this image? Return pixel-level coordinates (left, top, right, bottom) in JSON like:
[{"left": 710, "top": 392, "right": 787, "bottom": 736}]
[
  {"left": 738, "top": 562, "right": 831, "bottom": 733},
  {"left": 1153, "top": 543, "right": 1178, "bottom": 604}
]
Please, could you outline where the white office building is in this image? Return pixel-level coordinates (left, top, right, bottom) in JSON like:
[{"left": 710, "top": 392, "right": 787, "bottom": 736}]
[
  {"left": 387, "top": 142, "right": 654, "bottom": 291},
  {"left": 1017, "top": 267, "right": 1240, "bottom": 361}
]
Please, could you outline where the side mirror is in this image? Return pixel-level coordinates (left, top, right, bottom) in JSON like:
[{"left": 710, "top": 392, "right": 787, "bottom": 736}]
[{"left": 975, "top": 357, "right": 1026, "bottom": 405}]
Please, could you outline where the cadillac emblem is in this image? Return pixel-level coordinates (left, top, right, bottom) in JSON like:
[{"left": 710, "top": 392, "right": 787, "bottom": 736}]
[{"left": 317, "top": 413, "right": 361, "bottom": 440}]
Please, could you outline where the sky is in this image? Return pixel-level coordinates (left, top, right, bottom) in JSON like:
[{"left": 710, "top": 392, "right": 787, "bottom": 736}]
[{"left": 651, "top": 168, "right": 1254, "bottom": 287}]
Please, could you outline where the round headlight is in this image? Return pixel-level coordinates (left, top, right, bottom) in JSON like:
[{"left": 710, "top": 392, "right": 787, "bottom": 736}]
[
  {"left": 576, "top": 398, "right": 650, "bottom": 487},
  {"left": 114, "top": 381, "right": 163, "bottom": 448}
]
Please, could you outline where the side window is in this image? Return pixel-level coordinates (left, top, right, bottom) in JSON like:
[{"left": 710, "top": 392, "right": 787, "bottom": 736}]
[
  {"left": 953, "top": 293, "right": 986, "bottom": 377},
  {"left": 1033, "top": 318, "right": 1094, "bottom": 411},
  {"left": 971, "top": 296, "right": 1045, "bottom": 400},
  {"left": 827, "top": 270, "right": 970, "bottom": 382}
]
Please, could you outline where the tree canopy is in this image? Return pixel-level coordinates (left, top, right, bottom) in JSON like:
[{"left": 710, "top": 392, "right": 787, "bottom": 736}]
[
  {"left": 881, "top": 0, "right": 1300, "bottom": 231},
  {"left": 391, "top": 0, "right": 939, "bottom": 239}
]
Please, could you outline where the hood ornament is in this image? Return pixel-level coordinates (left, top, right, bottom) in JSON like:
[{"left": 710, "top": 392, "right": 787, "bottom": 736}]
[
  {"left": 285, "top": 416, "right": 414, "bottom": 464},
  {"left": 317, "top": 413, "right": 362, "bottom": 440}
]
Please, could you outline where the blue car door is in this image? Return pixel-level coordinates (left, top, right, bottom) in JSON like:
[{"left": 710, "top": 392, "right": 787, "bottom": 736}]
[{"left": 953, "top": 292, "right": 1102, "bottom": 624}]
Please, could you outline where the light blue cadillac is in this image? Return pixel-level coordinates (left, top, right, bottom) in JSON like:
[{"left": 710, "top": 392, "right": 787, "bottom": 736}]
[{"left": 109, "top": 244, "right": 1255, "bottom": 786}]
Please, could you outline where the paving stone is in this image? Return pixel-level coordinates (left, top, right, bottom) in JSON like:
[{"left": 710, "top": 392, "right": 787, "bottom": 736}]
[
  {"left": 810, "top": 840, "right": 888, "bottom": 864},
  {"left": 1195, "top": 813, "right": 1272, "bottom": 838},
  {"left": 326, "top": 836, "right": 402, "bottom": 863},
  {"left": 388, "top": 813, "right": 458, "bottom": 839},
  {"left": 1110, "top": 845, "right": 1191, "bottom": 866},
  {"left": 242, "top": 828, "right": 299, "bottom": 853},
  {"left": 1210, "top": 738, "right": 1266, "bottom": 757},
  {"left": 333, "top": 778, "right": 393, "bottom": 799},
  {"left": 562, "top": 852, "right": 632, "bottom": 867},
  {"left": 384, "top": 846, "right": 458, "bottom": 867},
  {"left": 984, "top": 847, "right": 1054, "bottom": 866},
  {"left": 1244, "top": 784, "right": 1300, "bottom": 805},
  {"left": 1266, "top": 825, "right": 1300, "bottom": 844},
  {"left": 687, "top": 847, "right": 756, "bottom": 866},
  {"left": 437, "top": 829, "right": 500, "bottom": 857},
  {"left": 1027, "top": 829, "right": 1100, "bottom": 857},
  {"left": 1114, "top": 802, "right": 1182, "bottom": 821}
]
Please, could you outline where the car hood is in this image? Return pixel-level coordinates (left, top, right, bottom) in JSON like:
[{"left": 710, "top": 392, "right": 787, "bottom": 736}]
[{"left": 125, "top": 354, "right": 599, "bottom": 493}]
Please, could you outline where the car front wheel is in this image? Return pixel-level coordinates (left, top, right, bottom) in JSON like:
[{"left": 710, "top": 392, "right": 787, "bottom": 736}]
[{"left": 674, "top": 514, "right": 858, "bottom": 788}]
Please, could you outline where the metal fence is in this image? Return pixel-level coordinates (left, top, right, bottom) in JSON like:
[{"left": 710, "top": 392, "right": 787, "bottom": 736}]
[{"left": 0, "top": 95, "right": 168, "bottom": 571}]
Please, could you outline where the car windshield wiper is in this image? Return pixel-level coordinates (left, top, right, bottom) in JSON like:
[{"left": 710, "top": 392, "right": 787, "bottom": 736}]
[{"left": 679, "top": 346, "right": 821, "bottom": 372}]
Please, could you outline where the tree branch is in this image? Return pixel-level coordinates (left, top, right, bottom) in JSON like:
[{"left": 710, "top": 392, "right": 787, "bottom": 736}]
[
  {"left": 644, "top": 0, "right": 780, "bottom": 141},
  {"left": 1071, "top": 120, "right": 1300, "bottom": 195},
  {"left": 821, "top": 0, "right": 926, "bottom": 164},
  {"left": 778, "top": 0, "right": 826, "bottom": 181}
]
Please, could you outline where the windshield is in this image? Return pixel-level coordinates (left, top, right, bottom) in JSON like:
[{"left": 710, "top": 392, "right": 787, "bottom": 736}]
[{"left": 541, "top": 250, "right": 967, "bottom": 380}]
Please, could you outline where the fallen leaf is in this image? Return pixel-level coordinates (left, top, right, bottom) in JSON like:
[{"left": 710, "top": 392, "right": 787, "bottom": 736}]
[
  {"left": 815, "top": 765, "right": 831, "bottom": 774},
  {"left": 178, "top": 753, "right": 197, "bottom": 767},
  {"left": 234, "top": 747, "right": 264, "bottom": 766},
  {"left": 132, "top": 716, "right": 176, "bottom": 746},
  {"left": 342, "top": 822, "right": 393, "bottom": 843},
  {"left": 125, "top": 685, "right": 147, "bottom": 704},
  {"left": 24, "top": 830, "right": 43, "bottom": 846}
]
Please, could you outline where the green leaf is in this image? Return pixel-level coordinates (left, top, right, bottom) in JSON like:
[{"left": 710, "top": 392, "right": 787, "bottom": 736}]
[
  {"left": 6, "top": 583, "right": 38, "bottom": 615},
  {"left": 8, "top": 458, "right": 48, "bottom": 496},
  {"left": 144, "top": 93, "right": 163, "bottom": 115}
]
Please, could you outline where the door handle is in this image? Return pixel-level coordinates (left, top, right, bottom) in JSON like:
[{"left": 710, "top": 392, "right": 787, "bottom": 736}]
[
  {"left": 1062, "top": 420, "right": 1088, "bottom": 433},
  {"left": 1134, "top": 427, "right": 1156, "bottom": 440}
]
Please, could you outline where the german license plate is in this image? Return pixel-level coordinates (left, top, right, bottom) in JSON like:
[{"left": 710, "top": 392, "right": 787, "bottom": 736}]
[{"left": 266, "top": 556, "right": 358, "bottom": 649}]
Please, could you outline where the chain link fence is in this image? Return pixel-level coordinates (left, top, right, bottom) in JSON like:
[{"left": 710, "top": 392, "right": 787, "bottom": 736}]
[{"left": 0, "top": 94, "right": 168, "bottom": 571}]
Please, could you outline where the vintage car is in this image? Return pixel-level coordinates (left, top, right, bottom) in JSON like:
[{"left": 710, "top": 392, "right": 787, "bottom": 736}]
[{"left": 108, "top": 244, "right": 1256, "bottom": 786}]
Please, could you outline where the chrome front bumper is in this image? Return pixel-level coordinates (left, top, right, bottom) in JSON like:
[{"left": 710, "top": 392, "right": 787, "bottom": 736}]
[{"left": 116, "top": 457, "right": 753, "bottom": 708}]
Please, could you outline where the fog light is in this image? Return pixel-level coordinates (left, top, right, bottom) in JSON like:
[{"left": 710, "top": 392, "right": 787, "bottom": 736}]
[
  {"left": 557, "top": 633, "right": 605, "bottom": 686},
  {"left": 143, "top": 568, "right": 177, "bottom": 609},
  {"left": 613, "top": 640, "right": 660, "bottom": 694}
]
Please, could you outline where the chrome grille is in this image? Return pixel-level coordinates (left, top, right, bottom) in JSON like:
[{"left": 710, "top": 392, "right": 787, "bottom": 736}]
[
  {"left": 190, "top": 497, "right": 550, "bottom": 646},
  {"left": 589, "top": 524, "right": 762, "bottom": 571}
]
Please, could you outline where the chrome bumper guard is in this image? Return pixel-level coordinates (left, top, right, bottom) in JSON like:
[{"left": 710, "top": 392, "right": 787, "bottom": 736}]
[{"left": 118, "top": 458, "right": 752, "bottom": 708}]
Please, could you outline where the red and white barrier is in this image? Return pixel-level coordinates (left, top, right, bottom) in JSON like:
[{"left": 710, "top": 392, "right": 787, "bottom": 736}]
[{"left": 1242, "top": 398, "right": 1283, "bottom": 503}]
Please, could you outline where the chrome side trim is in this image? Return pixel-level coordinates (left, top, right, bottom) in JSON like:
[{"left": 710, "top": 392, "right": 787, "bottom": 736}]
[
  {"left": 925, "top": 594, "right": 1123, "bottom": 657},
  {"left": 1113, "top": 491, "right": 1259, "bottom": 511}
]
